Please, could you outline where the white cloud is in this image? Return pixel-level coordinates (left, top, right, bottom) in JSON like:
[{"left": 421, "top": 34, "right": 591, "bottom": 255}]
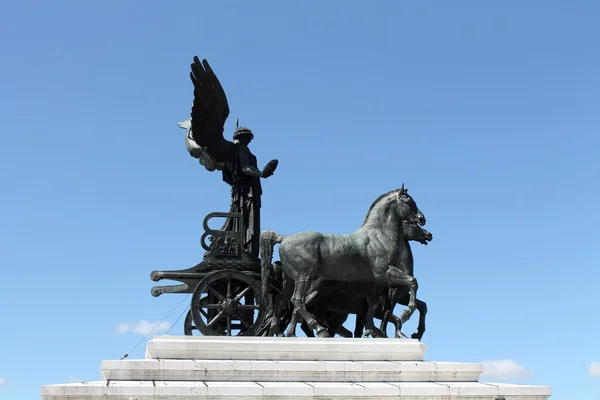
[
  {"left": 481, "top": 359, "right": 533, "bottom": 380},
  {"left": 0, "top": 377, "right": 6, "bottom": 386},
  {"left": 590, "top": 361, "right": 600, "bottom": 377},
  {"left": 115, "top": 320, "right": 171, "bottom": 335}
]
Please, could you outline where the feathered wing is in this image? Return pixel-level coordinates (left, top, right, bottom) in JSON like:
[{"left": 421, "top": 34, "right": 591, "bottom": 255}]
[
  {"left": 178, "top": 119, "right": 222, "bottom": 171},
  {"left": 189, "top": 56, "right": 233, "bottom": 164}
]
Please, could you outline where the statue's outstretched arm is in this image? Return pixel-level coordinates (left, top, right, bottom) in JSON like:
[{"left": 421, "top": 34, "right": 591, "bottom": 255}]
[
  {"left": 238, "top": 145, "right": 263, "bottom": 177},
  {"left": 238, "top": 145, "right": 278, "bottom": 178}
]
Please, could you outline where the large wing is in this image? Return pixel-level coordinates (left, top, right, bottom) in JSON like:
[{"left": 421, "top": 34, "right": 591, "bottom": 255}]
[{"left": 189, "top": 56, "right": 233, "bottom": 164}]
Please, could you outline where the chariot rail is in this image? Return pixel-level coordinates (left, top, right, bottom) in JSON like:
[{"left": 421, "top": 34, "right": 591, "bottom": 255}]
[{"left": 150, "top": 210, "right": 278, "bottom": 337}]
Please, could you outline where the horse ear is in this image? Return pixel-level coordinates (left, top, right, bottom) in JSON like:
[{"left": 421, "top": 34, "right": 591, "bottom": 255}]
[{"left": 400, "top": 183, "right": 405, "bottom": 193}]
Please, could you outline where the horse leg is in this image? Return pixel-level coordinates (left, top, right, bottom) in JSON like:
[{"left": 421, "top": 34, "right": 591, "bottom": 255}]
[
  {"left": 363, "top": 284, "right": 386, "bottom": 338},
  {"left": 378, "top": 288, "right": 396, "bottom": 336},
  {"left": 387, "top": 288, "right": 426, "bottom": 340},
  {"left": 303, "top": 293, "right": 330, "bottom": 336},
  {"left": 383, "top": 266, "right": 418, "bottom": 325},
  {"left": 334, "top": 323, "right": 353, "bottom": 338},
  {"left": 300, "top": 320, "right": 315, "bottom": 337},
  {"left": 384, "top": 312, "right": 408, "bottom": 339},
  {"left": 323, "top": 311, "right": 336, "bottom": 337},
  {"left": 379, "top": 313, "right": 388, "bottom": 335},
  {"left": 301, "top": 296, "right": 319, "bottom": 337},
  {"left": 412, "top": 298, "right": 427, "bottom": 340},
  {"left": 327, "top": 311, "right": 352, "bottom": 338},
  {"left": 354, "top": 314, "right": 366, "bottom": 338},
  {"left": 287, "top": 277, "right": 329, "bottom": 338},
  {"left": 385, "top": 299, "right": 425, "bottom": 340},
  {"left": 382, "top": 287, "right": 406, "bottom": 338},
  {"left": 286, "top": 301, "right": 302, "bottom": 337},
  {"left": 380, "top": 287, "right": 396, "bottom": 330},
  {"left": 285, "top": 277, "right": 308, "bottom": 337},
  {"left": 270, "top": 275, "right": 294, "bottom": 337}
]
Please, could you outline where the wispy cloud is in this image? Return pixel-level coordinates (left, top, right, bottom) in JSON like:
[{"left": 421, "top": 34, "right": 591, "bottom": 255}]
[
  {"left": 0, "top": 377, "right": 6, "bottom": 387},
  {"left": 115, "top": 320, "right": 171, "bottom": 335},
  {"left": 481, "top": 359, "right": 533, "bottom": 380},
  {"left": 590, "top": 361, "right": 600, "bottom": 377}
]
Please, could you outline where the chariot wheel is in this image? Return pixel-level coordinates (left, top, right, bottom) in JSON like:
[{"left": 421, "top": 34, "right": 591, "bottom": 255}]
[
  {"left": 191, "top": 270, "right": 265, "bottom": 336},
  {"left": 184, "top": 296, "right": 210, "bottom": 336},
  {"left": 184, "top": 310, "right": 199, "bottom": 336}
]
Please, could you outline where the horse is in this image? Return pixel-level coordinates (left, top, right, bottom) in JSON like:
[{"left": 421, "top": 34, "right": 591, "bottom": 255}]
[
  {"left": 259, "top": 185, "right": 426, "bottom": 338},
  {"left": 304, "top": 222, "right": 432, "bottom": 340},
  {"left": 377, "top": 222, "right": 431, "bottom": 340}
]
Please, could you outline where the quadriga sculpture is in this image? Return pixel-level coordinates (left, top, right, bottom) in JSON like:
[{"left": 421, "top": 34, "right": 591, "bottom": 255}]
[{"left": 260, "top": 185, "right": 426, "bottom": 338}]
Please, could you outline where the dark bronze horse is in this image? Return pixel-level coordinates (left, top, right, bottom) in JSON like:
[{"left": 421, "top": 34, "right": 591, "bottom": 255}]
[
  {"left": 260, "top": 186, "right": 426, "bottom": 338},
  {"left": 302, "top": 222, "right": 432, "bottom": 340}
]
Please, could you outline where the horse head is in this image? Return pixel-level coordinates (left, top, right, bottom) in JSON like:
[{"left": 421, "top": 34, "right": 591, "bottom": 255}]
[
  {"left": 402, "top": 221, "right": 433, "bottom": 245},
  {"left": 395, "top": 184, "right": 426, "bottom": 226}
]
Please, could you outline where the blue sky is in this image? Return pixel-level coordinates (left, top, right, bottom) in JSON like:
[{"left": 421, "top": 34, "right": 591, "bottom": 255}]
[{"left": 1, "top": 0, "right": 599, "bottom": 399}]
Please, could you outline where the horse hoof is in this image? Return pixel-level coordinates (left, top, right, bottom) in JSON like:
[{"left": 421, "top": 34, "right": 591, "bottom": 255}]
[
  {"left": 411, "top": 332, "right": 423, "bottom": 341},
  {"left": 317, "top": 330, "right": 332, "bottom": 338},
  {"left": 369, "top": 328, "right": 386, "bottom": 338}
]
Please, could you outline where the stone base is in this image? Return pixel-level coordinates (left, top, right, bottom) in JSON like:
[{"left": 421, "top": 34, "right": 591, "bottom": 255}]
[
  {"left": 101, "top": 359, "right": 483, "bottom": 382},
  {"left": 41, "top": 336, "right": 552, "bottom": 399},
  {"left": 41, "top": 381, "right": 551, "bottom": 399},
  {"left": 144, "top": 336, "right": 427, "bottom": 361}
]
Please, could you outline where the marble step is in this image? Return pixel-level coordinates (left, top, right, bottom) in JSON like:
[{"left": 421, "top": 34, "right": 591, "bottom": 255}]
[
  {"left": 145, "top": 335, "right": 427, "bottom": 361},
  {"left": 41, "top": 380, "right": 552, "bottom": 400},
  {"left": 102, "top": 359, "right": 482, "bottom": 382}
]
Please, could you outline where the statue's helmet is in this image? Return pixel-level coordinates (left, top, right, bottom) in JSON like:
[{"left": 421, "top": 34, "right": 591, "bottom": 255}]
[{"left": 233, "top": 126, "right": 254, "bottom": 141}]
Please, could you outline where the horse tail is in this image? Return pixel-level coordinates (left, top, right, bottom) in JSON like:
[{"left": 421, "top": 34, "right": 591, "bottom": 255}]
[{"left": 259, "top": 230, "right": 286, "bottom": 300}]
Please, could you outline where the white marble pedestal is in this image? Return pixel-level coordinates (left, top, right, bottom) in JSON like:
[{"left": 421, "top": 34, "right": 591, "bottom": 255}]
[{"left": 41, "top": 336, "right": 551, "bottom": 399}]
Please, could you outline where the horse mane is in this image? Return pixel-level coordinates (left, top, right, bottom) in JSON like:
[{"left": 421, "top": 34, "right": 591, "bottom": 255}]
[{"left": 361, "top": 188, "right": 400, "bottom": 227}]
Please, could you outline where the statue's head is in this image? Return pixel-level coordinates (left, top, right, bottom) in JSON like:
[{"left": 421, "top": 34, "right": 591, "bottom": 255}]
[
  {"left": 402, "top": 221, "right": 433, "bottom": 245},
  {"left": 395, "top": 184, "right": 426, "bottom": 227},
  {"left": 233, "top": 126, "right": 254, "bottom": 145}
]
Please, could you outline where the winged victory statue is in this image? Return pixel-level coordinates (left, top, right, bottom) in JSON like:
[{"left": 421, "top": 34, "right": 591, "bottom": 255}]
[{"left": 178, "top": 57, "right": 278, "bottom": 260}]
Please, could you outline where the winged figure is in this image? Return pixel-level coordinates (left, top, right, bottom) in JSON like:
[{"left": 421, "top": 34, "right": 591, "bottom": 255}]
[{"left": 180, "top": 56, "right": 278, "bottom": 259}]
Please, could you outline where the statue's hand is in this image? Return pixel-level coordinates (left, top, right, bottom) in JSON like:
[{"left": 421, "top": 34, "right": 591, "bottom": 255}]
[{"left": 262, "top": 159, "right": 279, "bottom": 178}]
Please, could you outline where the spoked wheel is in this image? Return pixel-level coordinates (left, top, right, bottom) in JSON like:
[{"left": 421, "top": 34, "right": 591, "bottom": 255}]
[
  {"left": 184, "top": 296, "right": 210, "bottom": 336},
  {"left": 191, "top": 270, "right": 265, "bottom": 336},
  {"left": 184, "top": 309, "right": 199, "bottom": 336}
]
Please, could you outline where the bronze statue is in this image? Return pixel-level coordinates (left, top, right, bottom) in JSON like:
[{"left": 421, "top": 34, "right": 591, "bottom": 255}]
[
  {"left": 152, "top": 56, "right": 433, "bottom": 340},
  {"left": 180, "top": 57, "right": 278, "bottom": 259}
]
